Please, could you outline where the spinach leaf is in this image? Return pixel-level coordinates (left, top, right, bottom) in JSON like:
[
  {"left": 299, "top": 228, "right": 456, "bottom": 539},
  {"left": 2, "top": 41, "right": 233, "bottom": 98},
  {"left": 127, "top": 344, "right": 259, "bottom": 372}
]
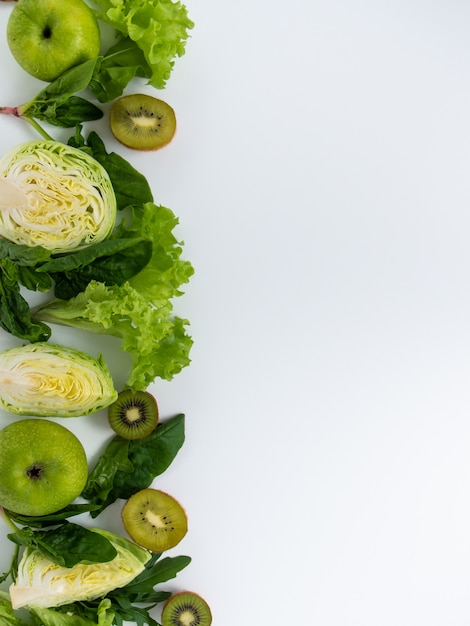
[
  {"left": 19, "top": 59, "right": 103, "bottom": 129},
  {"left": 69, "top": 130, "right": 153, "bottom": 211},
  {"left": 0, "top": 239, "right": 51, "bottom": 266},
  {"left": 8, "top": 523, "right": 117, "bottom": 568},
  {"left": 38, "top": 237, "right": 153, "bottom": 299},
  {"left": 89, "top": 38, "right": 152, "bottom": 103},
  {"left": 83, "top": 414, "right": 185, "bottom": 517},
  {"left": 35, "top": 95, "right": 103, "bottom": 128},
  {"left": 6, "top": 503, "right": 103, "bottom": 529},
  {"left": 0, "top": 259, "right": 51, "bottom": 342}
]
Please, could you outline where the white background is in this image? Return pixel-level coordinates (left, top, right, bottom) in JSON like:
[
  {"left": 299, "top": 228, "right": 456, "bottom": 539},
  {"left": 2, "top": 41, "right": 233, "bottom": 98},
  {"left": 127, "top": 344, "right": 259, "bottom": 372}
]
[{"left": 1, "top": 1, "right": 470, "bottom": 624}]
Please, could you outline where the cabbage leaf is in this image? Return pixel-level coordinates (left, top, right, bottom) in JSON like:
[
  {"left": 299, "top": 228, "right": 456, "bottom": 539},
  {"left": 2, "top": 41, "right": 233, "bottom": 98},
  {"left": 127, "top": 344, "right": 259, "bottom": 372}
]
[
  {"left": 0, "top": 343, "right": 117, "bottom": 417},
  {"left": 33, "top": 204, "right": 194, "bottom": 389},
  {"left": 9, "top": 529, "right": 150, "bottom": 610}
]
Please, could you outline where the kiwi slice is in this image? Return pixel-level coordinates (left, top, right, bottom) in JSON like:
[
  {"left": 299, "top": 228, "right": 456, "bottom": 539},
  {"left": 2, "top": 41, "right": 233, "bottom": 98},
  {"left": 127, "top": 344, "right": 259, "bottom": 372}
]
[
  {"left": 161, "top": 591, "right": 212, "bottom": 626},
  {"left": 122, "top": 488, "right": 188, "bottom": 552},
  {"left": 108, "top": 389, "right": 158, "bottom": 440},
  {"left": 110, "top": 93, "right": 177, "bottom": 150}
]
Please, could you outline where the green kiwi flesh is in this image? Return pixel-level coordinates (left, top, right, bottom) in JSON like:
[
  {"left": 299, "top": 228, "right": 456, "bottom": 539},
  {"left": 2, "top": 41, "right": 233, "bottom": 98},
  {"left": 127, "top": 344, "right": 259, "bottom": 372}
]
[
  {"left": 108, "top": 389, "right": 158, "bottom": 440},
  {"left": 110, "top": 93, "right": 176, "bottom": 150},
  {"left": 161, "top": 591, "right": 212, "bottom": 626},
  {"left": 122, "top": 488, "right": 188, "bottom": 552}
]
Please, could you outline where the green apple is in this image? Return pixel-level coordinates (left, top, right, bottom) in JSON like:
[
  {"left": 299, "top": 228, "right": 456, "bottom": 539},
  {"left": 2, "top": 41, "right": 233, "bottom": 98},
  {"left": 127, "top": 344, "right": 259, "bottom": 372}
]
[
  {"left": 7, "top": 0, "right": 100, "bottom": 82},
  {"left": 0, "top": 419, "right": 88, "bottom": 516}
]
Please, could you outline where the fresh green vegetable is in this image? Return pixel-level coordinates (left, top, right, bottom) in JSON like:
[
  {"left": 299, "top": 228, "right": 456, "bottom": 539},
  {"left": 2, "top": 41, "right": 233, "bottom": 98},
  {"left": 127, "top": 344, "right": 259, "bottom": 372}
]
[
  {"left": 7, "top": 523, "right": 118, "bottom": 569},
  {"left": 9, "top": 528, "right": 150, "bottom": 609},
  {"left": 83, "top": 413, "right": 185, "bottom": 516},
  {"left": 0, "top": 60, "right": 102, "bottom": 139},
  {"left": 0, "top": 258, "right": 52, "bottom": 342},
  {"left": 89, "top": 37, "right": 153, "bottom": 103},
  {"left": 90, "top": 0, "right": 194, "bottom": 90},
  {"left": 0, "top": 343, "right": 117, "bottom": 417},
  {"left": 0, "top": 140, "right": 116, "bottom": 253},
  {"left": 34, "top": 553, "right": 190, "bottom": 626},
  {"left": 68, "top": 130, "right": 153, "bottom": 212},
  {"left": 31, "top": 599, "right": 115, "bottom": 626},
  {"left": 32, "top": 201, "right": 193, "bottom": 389},
  {"left": 0, "top": 590, "right": 30, "bottom": 626},
  {"left": 39, "top": 236, "right": 153, "bottom": 300},
  {"left": 5, "top": 504, "right": 102, "bottom": 529}
]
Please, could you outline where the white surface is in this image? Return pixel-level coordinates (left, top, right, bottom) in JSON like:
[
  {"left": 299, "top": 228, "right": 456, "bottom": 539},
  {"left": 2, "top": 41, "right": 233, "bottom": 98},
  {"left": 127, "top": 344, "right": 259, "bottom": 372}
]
[{"left": 1, "top": 1, "right": 470, "bottom": 624}]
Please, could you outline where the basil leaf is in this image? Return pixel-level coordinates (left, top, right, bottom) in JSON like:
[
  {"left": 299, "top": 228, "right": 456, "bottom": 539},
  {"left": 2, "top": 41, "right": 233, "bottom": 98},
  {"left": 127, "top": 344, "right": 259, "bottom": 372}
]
[
  {"left": 84, "top": 414, "right": 185, "bottom": 517},
  {"left": 8, "top": 523, "right": 117, "bottom": 567}
]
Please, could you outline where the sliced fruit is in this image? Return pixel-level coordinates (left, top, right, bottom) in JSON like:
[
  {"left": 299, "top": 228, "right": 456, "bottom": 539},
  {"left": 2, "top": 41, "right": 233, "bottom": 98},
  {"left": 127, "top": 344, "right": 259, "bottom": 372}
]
[
  {"left": 110, "top": 93, "right": 177, "bottom": 150},
  {"left": 161, "top": 591, "right": 212, "bottom": 626},
  {"left": 122, "top": 488, "right": 188, "bottom": 552},
  {"left": 108, "top": 389, "right": 158, "bottom": 440}
]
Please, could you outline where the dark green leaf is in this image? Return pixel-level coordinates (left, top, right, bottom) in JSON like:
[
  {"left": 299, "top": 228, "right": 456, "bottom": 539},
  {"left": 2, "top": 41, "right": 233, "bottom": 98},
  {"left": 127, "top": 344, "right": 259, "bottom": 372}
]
[
  {"left": 23, "top": 59, "right": 98, "bottom": 110},
  {"left": 121, "top": 554, "right": 191, "bottom": 601},
  {"left": 19, "top": 59, "right": 102, "bottom": 128},
  {"left": 0, "top": 239, "right": 51, "bottom": 266},
  {"left": 38, "top": 238, "right": 153, "bottom": 299},
  {"left": 89, "top": 38, "right": 151, "bottom": 103},
  {"left": 69, "top": 131, "right": 153, "bottom": 211},
  {"left": 36, "top": 96, "right": 103, "bottom": 128},
  {"left": 0, "top": 259, "right": 51, "bottom": 342},
  {"left": 8, "top": 523, "right": 117, "bottom": 568},
  {"left": 84, "top": 414, "right": 185, "bottom": 516},
  {"left": 6, "top": 503, "right": 103, "bottom": 528},
  {"left": 81, "top": 438, "right": 133, "bottom": 506},
  {"left": 112, "top": 413, "right": 186, "bottom": 500}
]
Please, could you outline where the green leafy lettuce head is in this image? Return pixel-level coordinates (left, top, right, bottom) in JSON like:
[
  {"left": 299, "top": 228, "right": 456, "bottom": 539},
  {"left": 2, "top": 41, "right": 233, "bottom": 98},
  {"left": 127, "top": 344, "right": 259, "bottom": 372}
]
[
  {"left": 0, "top": 342, "right": 117, "bottom": 417},
  {"left": 9, "top": 529, "right": 151, "bottom": 610},
  {"left": 0, "top": 141, "right": 116, "bottom": 252}
]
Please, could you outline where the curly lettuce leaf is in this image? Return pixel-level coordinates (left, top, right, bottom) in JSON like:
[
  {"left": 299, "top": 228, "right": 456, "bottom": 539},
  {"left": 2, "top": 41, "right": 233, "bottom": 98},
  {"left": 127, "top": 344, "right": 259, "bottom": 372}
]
[
  {"left": 32, "top": 203, "right": 193, "bottom": 389},
  {"left": 32, "top": 281, "right": 192, "bottom": 389},
  {"left": 91, "top": 0, "right": 194, "bottom": 89}
]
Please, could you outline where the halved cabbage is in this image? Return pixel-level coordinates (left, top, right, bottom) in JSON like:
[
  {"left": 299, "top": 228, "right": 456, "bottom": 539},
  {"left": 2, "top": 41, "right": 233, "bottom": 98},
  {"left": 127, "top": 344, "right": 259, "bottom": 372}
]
[
  {"left": 0, "top": 342, "right": 117, "bottom": 417},
  {"left": 9, "top": 529, "right": 151, "bottom": 610},
  {"left": 0, "top": 141, "right": 116, "bottom": 252}
]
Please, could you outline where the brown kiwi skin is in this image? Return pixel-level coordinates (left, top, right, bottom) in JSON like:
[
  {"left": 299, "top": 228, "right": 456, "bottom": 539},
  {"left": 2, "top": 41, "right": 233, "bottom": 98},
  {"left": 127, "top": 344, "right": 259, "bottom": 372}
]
[
  {"left": 161, "top": 591, "right": 212, "bottom": 626},
  {"left": 108, "top": 389, "right": 158, "bottom": 440},
  {"left": 121, "top": 488, "right": 188, "bottom": 553},
  {"left": 109, "top": 93, "right": 177, "bottom": 151}
]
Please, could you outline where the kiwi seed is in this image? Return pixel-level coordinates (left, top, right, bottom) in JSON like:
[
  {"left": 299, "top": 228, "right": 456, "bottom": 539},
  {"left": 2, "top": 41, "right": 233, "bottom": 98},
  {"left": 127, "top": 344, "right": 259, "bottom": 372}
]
[
  {"left": 161, "top": 591, "right": 212, "bottom": 626},
  {"left": 108, "top": 389, "right": 158, "bottom": 440},
  {"left": 121, "top": 488, "right": 188, "bottom": 552},
  {"left": 109, "top": 93, "right": 177, "bottom": 151}
]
